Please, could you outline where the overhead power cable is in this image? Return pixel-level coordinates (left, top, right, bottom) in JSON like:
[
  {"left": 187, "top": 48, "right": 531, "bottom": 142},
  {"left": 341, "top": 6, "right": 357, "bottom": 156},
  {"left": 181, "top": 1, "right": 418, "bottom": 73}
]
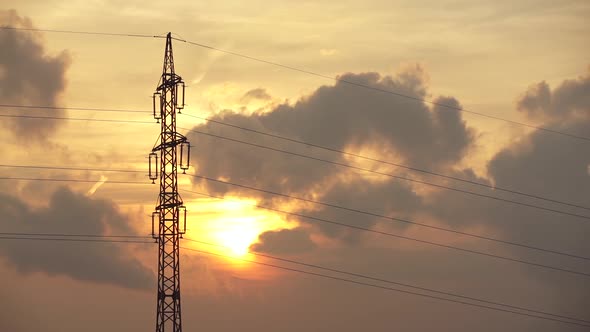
[
  {"left": 0, "top": 232, "right": 149, "bottom": 239},
  {"left": 1, "top": 103, "right": 587, "bottom": 212},
  {"left": 1, "top": 232, "right": 587, "bottom": 327},
  {"left": 185, "top": 237, "right": 590, "bottom": 325},
  {"left": 179, "top": 112, "right": 590, "bottom": 212},
  {"left": 0, "top": 104, "right": 150, "bottom": 114},
  {"left": 178, "top": 126, "right": 590, "bottom": 222},
  {"left": 1, "top": 25, "right": 586, "bottom": 141},
  {"left": 4, "top": 103, "right": 589, "bottom": 213},
  {"left": 0, "top": 114, "right": 153, "bottom": 125},
  {"left": 0, "top": 26, "right": 165, "bottom": 39},
  {"left": 186, "top": 173, "right": 590, "bottom": 261},
  {"left": 183, "top": 247, "right": 590, "bottom": 328},
  {"left": 0, "top": 164, "right": 146, "bottom": 175},
  {"left": 1, "top": 164, "right": 587, "bottom": 261},
  {"left": 1, "top": 112, "right": 587, "bottom": 221},
  {"left": 180, "top": 188, "right": 590, "bottom": 278},
  {"left": 170, "top": 37, "right": 590, "bottom": 143},
  {"left": 0, "top": 236, "right": 152, "bottom": 244},
  {"left": 0, "top": 176, "right": 147, "bottom": 185},
  {"left": 0, "top": 174, "right": 586, "bottom": 277}
]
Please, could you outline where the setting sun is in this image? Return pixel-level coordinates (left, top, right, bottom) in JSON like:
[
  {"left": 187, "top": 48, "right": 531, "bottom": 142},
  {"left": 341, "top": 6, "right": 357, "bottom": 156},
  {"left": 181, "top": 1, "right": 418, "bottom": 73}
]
[
  {"left": 185, "top": 196, "right": 294, "bottom": 259},
  {"left": 214, "top": 216, "right": 264, "bottom": 257}
]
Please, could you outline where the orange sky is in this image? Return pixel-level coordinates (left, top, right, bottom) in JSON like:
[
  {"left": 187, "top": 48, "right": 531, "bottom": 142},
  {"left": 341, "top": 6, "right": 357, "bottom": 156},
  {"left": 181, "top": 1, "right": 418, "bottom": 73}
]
[{"left": 1, "top": 2, "right": 589, "bottom": 332}]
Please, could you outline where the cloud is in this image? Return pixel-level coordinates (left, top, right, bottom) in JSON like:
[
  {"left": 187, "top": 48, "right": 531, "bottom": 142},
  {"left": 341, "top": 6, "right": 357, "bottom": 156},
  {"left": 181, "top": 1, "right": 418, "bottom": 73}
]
[
  {"left": 305, "top": 173, "right": 424, "bottom": 239},
  {"left": 423, "top": 68, "right": 590, "bottom": 292},
  {"left": 493, "top": 69, "right": 590, "bottom": 218},
  {"left": 188, "top": 66, "right": 474, "bottom": 196},
  {"left": 186, "top": 66, "right": 476, "bottom": 247},
  {"left": 183, "top": 66, "right": 590, "bottom": 331},
  {"left": 486, "top": 70, "right": 590, "bottom": 259},
  {"left": 187, "top": 66, "right": 590, "bottom": 321},
  {"left": 250, "top": 228, "right": 316, "bottom": 254},
  {"left": 517, "top": 69, "right": 590, "bottom": 123},
  {"left": 240, "top": 87, "right": 272, "bottom": 103},
  {"left": 0, "top": 187, "right": 154, "bottom": 289},
  {"left": 0, "top": 9, "right": 70, "bottom": 142}
]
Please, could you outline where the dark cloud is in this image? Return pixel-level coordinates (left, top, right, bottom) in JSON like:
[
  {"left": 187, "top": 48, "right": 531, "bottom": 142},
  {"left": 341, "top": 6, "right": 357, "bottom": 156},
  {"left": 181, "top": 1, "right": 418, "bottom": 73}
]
[
  {"left": 187, "top": 66, "right": 479, "bottom": 253},
  {"left": 250, "top": 227, "right": 316, "bottom": 254},
  {"left": 492, "top": 71, "right": 590, "bottom": 212},
  {"left": 188, "top": 67, "right": 475, "bottom": 248},
  {"left": 290, "top": 174, "right": 424, "bottom": 244},
  {"left": 0, "top": 187, "right": 154, "bottom": 289},
  {"left": 424, "top": 70, "right": 590, "bottom": 294},
  {"left": 188, "top": 66, "right": 474, "bottom": 194},
  {"left": 516, "top": 81, "right": 551, "bottom": 119},
  {"left": 0, "top": 10, "right": 70, "bottom": 142},
  {"left": 259, "top": 71, "right": 473, "bottom": 170},
  {"left": 177, "top": 241, "right": 582, "bottom": 332},
  {"left": 517, "top": 69, "right": 590, "bottom": 123},
  {"left": 184, "top": 67, "right": 590, "bottom": 331}
]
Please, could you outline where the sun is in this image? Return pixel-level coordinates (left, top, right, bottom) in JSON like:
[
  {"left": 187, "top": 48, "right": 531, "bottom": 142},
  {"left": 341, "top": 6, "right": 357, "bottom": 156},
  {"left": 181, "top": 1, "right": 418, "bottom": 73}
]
[
  {"left": 186, "top": 196, "right": 293, "bottom": 260},
  {"left": 214, "top": 216, "right": 263, "bottom": 257}
]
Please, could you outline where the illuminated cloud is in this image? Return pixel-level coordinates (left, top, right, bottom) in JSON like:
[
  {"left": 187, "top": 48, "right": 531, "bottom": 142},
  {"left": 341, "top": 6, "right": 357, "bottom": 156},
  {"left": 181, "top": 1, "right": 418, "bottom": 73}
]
[
  {"left": 250, "top": 228, "right": 316, "bottom": 254},
  {"left": 240, "top": 87, "right": 272, "bottom": 103}
]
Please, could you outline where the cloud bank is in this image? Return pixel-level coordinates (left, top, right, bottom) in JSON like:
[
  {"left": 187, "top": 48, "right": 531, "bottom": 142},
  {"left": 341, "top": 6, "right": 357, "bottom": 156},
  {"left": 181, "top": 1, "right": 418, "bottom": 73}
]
[{"left": 0, "top": 187, "right": 154, "bottom": 289}]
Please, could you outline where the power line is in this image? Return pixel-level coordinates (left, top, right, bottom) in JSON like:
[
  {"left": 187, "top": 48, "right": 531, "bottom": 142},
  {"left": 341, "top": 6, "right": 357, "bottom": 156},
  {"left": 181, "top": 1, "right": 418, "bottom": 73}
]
[
  {"left": 185, "top": 237, "right": 590, "bottom": 324},
  {"left": 0, "top": 233, "right": 590, "bottom": 327},
  {"left": 0, "top": 232, "right": 149, "bottom": 239},
  {"left": 179, "top": 127, "right": 590, "bottom": 222},
  {"left": 2, "top": 103, "right": 588, "bottom": 212},
  {"left": 178, "top": 112, "right": 590, "bottom": 212},
  {"left": 0, "top": 104, "right": 150, "bottom": 114},
  {"left": 2, "top": 111, "right": 587, "bottom": 221},
  {"left": 0, "top": 164, "right": 146, "bottom": 175},
  {"left": 0, "top": 26, "right": 165, "bottom": 39},
  {"left": 1, "top": 25, "right": 587, "bottom": 141},
  {"left": 1, "top": 233, "right": 587, "bottom": 327},
  {"left": 1, "top": 174, "right": 586, "bottom": 277},
  {"left": 171, "top": 37, "right": 590, "bottom": 143},
  {"left": 180, "top": 188, "right": 590, "bottom": 278},
  {"left": 2, "top": 164, "right": 588, "bottom": 261},
  {"left": 182, "top": 247, "right": 590, "bottom": 328},
  {"left": 0, "top": 114, "right": 153, "bottom": 125},
  {"left": 0, "top": 176, "right": 147, "bottom": 185},
  {"left": 0, "top": 236, "right": 152, "bottom": 244},
  {"left": 187, "top": 173, "right": 590, "bottom": 261},
  {"left": 9, "top": 232, "right": 590, "bottom": 323}
]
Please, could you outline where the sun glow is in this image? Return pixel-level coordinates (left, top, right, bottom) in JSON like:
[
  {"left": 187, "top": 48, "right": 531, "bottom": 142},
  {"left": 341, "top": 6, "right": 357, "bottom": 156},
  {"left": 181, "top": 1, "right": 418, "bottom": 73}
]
[
  {"left": 214, "top": 216, "right": 264, "bottom": 256},
  {"left": 186, "top": 196, "right": 294, "bottom": 261}
]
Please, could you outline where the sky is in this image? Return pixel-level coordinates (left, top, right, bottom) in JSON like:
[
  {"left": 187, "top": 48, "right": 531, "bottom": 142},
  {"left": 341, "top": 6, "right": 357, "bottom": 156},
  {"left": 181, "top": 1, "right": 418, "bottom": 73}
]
[{"left": 0, "top": 1, "right": 589, "bottom": 331}]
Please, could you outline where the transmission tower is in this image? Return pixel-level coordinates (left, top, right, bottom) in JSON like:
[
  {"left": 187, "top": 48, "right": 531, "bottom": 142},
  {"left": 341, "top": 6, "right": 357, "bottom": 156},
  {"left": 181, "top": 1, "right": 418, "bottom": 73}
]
[{"left": 148, "top": 32, "right": 191, "bottom": 332}]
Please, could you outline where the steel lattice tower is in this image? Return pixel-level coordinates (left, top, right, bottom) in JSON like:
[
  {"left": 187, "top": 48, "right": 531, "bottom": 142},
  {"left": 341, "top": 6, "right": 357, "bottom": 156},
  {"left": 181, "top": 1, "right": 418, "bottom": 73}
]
[{"left": 149, "top": 32, "right": 190, "bottom": 332}]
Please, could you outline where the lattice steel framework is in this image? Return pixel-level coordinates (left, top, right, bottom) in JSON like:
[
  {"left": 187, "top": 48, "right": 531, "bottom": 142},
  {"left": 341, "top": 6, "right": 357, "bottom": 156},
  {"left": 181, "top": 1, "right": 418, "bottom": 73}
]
[{"left": 149, "top": 32, "right": 189, "bottom": 332}]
